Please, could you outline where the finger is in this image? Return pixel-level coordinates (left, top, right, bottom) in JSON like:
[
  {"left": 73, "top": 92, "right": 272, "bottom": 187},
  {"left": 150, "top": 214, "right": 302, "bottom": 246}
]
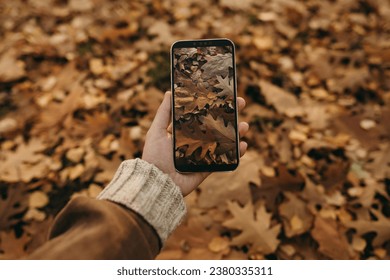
[
  {"left": 237, "top": 97, "right": 246, "bottom": 112},
  {"left": 167, "top": 122, "right": 173, "bottom": 134},
  {"left": 238, "top": 122, "right": 249, "bottom": 137},
  {"left": 239, "top": 141, "right": 248, "bottom": 157},
  {"left": 150, "top": 91, "right": 172, "bottom": 130}
]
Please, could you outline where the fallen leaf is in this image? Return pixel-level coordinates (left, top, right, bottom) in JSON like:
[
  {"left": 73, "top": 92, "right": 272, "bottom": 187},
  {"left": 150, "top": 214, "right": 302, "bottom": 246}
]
[
  {"left": 208, "top": 236, "right": 230, "bottom": 254},
  {"left": 0, "top": 138, "right": 49, "bottom": 182},
  {"left": 0, "top": 231, "right": 30, "bottom": 259},
  {"left": 0, "top": 49, "right": 26, "bottom": 83},
  {"left": 0, "top": 185, "right": 28, "bottom": 230},
  {"left": 346, "top": 209, "right": 390, "bottom": 247},
  {"left": 198, "top": 150, "right": 262, "bottom": 209},
  {"left": 29, "top": 191, "right": 49, "bottom": 209},
  {"left": 251, "top": 164, "right": 305, "bottom": 210},
  {"left": 279, "top": 192, "right": 314, "bottom": 237},
  {"left": 311, "top": 217, "right": 353, "bottom": 259},
  {"left": 158, "top": 216, "right": 223, "bottom": 260},
  {"left": 259, "top": 80, "right": 303, "bottom": 117},
  {"left": 365, "top": 144, "right": 390, "bottom": 179},
  {"left": 223, "top": 201, "right": 281, "bottom": 255}
]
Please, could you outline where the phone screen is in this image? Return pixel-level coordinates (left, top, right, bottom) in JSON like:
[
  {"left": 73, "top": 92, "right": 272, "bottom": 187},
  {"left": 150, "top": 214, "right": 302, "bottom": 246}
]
[{"left": 171, "top": 39, "right": 239, "bottom": 172}]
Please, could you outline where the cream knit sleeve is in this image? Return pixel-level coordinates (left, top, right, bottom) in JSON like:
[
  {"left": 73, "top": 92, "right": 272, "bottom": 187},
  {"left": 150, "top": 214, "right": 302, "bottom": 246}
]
[{"left": 97, "top": 158, "right": 186, "bottom": 244}]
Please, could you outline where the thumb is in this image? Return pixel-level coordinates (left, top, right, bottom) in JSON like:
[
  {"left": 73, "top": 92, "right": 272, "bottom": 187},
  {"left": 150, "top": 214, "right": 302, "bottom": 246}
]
[{"left": 150, "top": 91, "right": 172, "bottom": 130}]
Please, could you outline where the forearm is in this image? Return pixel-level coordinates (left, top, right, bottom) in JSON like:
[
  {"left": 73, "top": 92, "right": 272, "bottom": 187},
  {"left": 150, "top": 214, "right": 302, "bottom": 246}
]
[
  {"left": 28, "top": 197, "right": 160, "bottom": 259},
  {"left": 28, "top": 159, "right": 186, "bottom": 260}
]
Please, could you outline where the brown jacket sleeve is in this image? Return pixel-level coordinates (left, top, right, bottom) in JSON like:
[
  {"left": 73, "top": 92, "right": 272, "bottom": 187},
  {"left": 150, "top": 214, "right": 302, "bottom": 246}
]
[
  {"left": 27, "top": 159, "right": 186, "bottom": 260},
  {"left": 28, "top": 197, "right": 160, "bottom": 259}
]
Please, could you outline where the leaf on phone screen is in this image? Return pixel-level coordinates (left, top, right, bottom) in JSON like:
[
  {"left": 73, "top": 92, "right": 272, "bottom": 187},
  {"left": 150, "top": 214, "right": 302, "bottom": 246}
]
[
  {"left": 223, "top": 201, "right": 281, "bottom": 255},
  {"left": 176, "top": 112, "right": 236, "bottom": 160},
  {"left": 175, "top": 124, "right": 217, "bottom": 159},
  {"left": 175, "top": 88, "right": 194, "bottom": 109},
  {"left": 201, "top": 53, "right": 232, "bottom": 80},
  {"left": 200, "top": 114, "right": 235, "bottom": 142},
  {"left": 214, "top": 75, "right": 233, "bottom": 98}
]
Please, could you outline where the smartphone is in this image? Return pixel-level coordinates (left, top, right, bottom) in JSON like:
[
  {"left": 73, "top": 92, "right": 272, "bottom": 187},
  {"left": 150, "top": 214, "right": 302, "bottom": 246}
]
[{"left": 170, "top": 38, "right": 239, "bottom": 172}]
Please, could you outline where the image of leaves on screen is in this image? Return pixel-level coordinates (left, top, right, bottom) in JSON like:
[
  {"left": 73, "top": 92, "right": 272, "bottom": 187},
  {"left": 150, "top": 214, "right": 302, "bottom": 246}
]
[{"left": 173, "top": 46, "right": 237, "bottom": 165}]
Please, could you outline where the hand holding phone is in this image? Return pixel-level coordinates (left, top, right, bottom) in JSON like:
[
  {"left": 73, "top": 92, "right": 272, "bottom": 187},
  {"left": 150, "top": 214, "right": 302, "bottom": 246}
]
[{"left": 171, "top": 39, "right": 240, "bottom": 172}]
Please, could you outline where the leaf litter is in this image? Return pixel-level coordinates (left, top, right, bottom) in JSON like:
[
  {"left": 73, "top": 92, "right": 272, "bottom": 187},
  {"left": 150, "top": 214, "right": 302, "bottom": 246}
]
[{"left": 0, "top": 0, "right": 390, "bottom": 260}]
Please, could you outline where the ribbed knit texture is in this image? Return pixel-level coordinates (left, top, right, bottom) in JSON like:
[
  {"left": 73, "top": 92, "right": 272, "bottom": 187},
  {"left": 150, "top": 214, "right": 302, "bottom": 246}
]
[{"left": 97, "top": 159, "right": 186, "bottom": 244}]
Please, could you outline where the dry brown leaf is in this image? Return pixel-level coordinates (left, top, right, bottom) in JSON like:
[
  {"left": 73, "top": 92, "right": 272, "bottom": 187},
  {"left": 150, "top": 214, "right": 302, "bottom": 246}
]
[
  {"left": 0, "top": 185, "right": 28, "bottom": 230},
  {"left": 0, "top": 231, "right": 30, "bottom": 259},
  {"left": 208, "top": 236, "right": 230, "bottom": 254},
  {"left": 259, "top": 80, "right": 303, "bottom": 117},
  {"left": 0, "top": 0, "right": 388, "bottom": 261},
  {"left": 198, "top": 150, "right": 262, "bottom": 209},
  {"left": 327, "top": 67, "right": 370, "bottom": 94},
  {"left": 65, "top": 147, "right": 85, "bottom": 163},
  {"left": 28, "top": 191, "right": 49, "bottom": 209},
  {"left": 279, "top": 192, "right": 314, "bottom": 237},
  {"left": 201, "top": 53, "right": 232, "bottom": 80},
  {"left": 0, "top": 138, "right": 48, "bottom": 182},
  {"left": 365, "top": 144, "right": 390, "bottom": 179},
  {"left": 0, "top": 49, "right": 26, "bottom": 83},
  {"left": 251, "top": 164, "right": 305, "bottom": 210},
  {"left": 200, "top": 114, "right": 236, "bottom": 142},
  {"left": 33, "top": 64, "right": 87, "bottom": 132},
  {"left": 346, "top": 209, "right": 390, "bottom": 247},
  {"left": 158, "top": 216, "right": 223, "bottom": 260},
  {"left": 95, "top": 155, "right": 122, "bottom": 184},
  {"left": 68, "top": 111, "right": 112, "bottom": 139},
  {"left": 311, "top": 217, "right": 354, "bottom": 260},
  {"left": 223, "top": 201, "right": 281, "bottom": 255},
  {"left": 24, "top": 208, "right": 46, "bottom": 222},
  {"left": 220, "top": 0, "right": 255, "bottom": 11},
  {"left": 24, "top": 217, "right": 54, "bottom": 254}
]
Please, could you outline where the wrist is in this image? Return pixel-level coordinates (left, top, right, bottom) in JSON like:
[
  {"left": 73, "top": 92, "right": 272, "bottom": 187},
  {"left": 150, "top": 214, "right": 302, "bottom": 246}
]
[{"left": 97, "top": 158, "right": 186, "bottom": 244}]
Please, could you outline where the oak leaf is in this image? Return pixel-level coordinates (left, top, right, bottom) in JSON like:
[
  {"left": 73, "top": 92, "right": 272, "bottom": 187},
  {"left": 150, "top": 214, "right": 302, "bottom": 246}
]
[
  {"left": 0, "top": 138, "right": 50, "bottom": 182},
  {"left": 157, "top": 216, "right": 224, "bottom": 260},
  {"left": 0, "top": 231, "right": 30, "bottom": 259},
  {"left": 223, "top": 201, "right": 281, "bottom": 255},
  {"left": 199, "top": 114, "right": 236, "bottom": 155},
  {"left": 251, "top": 164, "right": 305, "bottom": 210},
  {"left": 33, "top": 64, "right": 86, "bottom": 133},
  {"left": 175, "top": 122, "right": 217, "bottom": 159},
  {"left": 198, "top": 150, "right": 263, "bottom": 209},
  {"left": 214, "top": 75, "right": 233, "bottom": 98},
  {"left": 365, "top": 143, "right": 390, "bottom": 179},
  {"left": 0, "top": 49, "right": 26, "bottom": 83},
  {"left": 279, "top": 192, "right": 314, "bottom": 237},
  {"left": 67, "top": 111, "right": 112, "bottom": 139},
  {"left": 201, "top": 53, "right": 232, "bottom": 80},
  {"left": 311, "top": 217, "right": 354, "bottom": 259},
  {"left": 346, "top": 209, "right": 390, "bottom": 247},
  {"left": 259, "top": 80, "right": 303, "bottom": 117},
  {"left": 0, "top": 185, "right": 28, "bottom": 230}
]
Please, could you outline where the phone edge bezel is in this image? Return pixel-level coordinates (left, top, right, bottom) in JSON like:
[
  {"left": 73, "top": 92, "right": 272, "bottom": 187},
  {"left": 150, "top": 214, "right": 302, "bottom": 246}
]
[{"left": 170, "top": 38, "right": 240, "bottom": 173}]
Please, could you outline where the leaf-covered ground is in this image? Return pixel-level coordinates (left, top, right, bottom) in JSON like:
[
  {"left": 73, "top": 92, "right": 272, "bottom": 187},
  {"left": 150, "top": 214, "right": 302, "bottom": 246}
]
[{"left": 0, "top": 0, "right": 389, "bottom": 260}]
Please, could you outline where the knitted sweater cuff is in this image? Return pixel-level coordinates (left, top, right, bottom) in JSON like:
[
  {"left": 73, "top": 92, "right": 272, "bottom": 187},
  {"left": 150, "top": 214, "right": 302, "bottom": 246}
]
[{"left": 97, "top": 158, "right": 186, "bottom": 244}]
